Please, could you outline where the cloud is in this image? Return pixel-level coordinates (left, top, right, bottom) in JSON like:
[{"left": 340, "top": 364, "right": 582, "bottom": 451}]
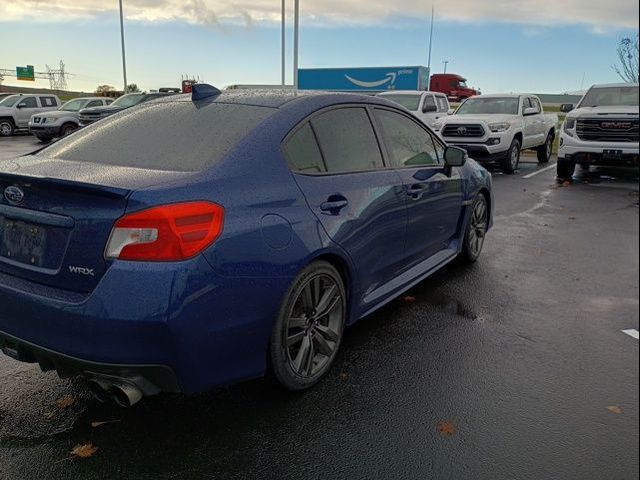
[{"left": 1, "top": 0, "right": 638, "bottom": 32}]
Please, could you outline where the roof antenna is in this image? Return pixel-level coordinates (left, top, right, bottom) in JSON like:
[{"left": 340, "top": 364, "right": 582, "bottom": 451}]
[{"left": 191, "top": 83, "right": 221, "bottom": 101}]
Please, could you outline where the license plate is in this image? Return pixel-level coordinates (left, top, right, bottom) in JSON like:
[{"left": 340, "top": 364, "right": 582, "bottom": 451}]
[
  {"left": 602, "top": 149, "right": 623, "bottom": 160},
  {"left": 0, "top": 217, "right": 47, "bottom": 266}
]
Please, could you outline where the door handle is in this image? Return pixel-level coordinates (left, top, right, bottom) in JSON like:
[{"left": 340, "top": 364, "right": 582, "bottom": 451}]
[
  {"left": 320, "top": 195, "right": 348, "bottom": 215},
  {"left": 407, "top": 183, "right": 428, "bottom": 199}
]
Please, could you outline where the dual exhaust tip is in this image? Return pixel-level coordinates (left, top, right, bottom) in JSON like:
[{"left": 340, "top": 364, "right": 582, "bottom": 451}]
[{"left": 87, "top": 377, "right": 143, "bottom": 408}]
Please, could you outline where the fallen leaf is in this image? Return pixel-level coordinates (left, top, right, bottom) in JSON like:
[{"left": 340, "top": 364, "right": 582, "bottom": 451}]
[
  {"left": 402, "top": 296, "right": 416, "bottom": 303},
  {"left": 607, "top": 406, "right": 623, "bottom": 414},
  {"left": 91, "top": 420, "right": 121, "bottom": 428},
  {"left": 437, "top": 421, "right": 456, "bottom": 436},
  {"left": 56, "top": 395, "right": 76, "bottom": 410},
  {"left": 71, "top": 442, "right": 99, "bottom": 459}
]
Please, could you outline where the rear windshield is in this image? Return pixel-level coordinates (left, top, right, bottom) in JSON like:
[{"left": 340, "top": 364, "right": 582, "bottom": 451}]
[
  {"left": 379, "top": 94, "right": 422, "bottom": 111},
  {"left": 37, "top": 101, "right": 275, "bottom": 172}
]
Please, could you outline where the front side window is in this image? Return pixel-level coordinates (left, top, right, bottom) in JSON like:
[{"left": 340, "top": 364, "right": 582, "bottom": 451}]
[
  {"left": 374, "top": 109, "right": 440, "bottom": 167},
  {"left": 311, "top": 108, "right": 384, "bottom": 173},
  {"left": 19, "top": 97, "right": 38, "bottom": 108},
  {"left": 85, "top": 100, "right": 103, "bottom": 108},
  {"left": 436, "top": 96, "right": 448, "bottom": 112},
  {"left": 283, "top": 123, "right": 325, "bottom": 173}
]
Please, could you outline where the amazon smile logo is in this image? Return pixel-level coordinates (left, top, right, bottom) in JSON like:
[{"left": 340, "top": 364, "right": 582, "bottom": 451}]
[{"left": 345, "top": 72, "right": 397, "bottom": 88}]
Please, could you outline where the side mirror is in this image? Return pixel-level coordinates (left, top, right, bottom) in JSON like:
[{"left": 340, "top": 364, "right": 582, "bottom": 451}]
[
  {"left": 444, "top": 146, "right": 467, "bottom": 169},
  {"left": 422, "top": 102, "right": 437, "bottom": 113},
  {"left": 447, "top": 109, "right": 455, "bottom": 115},
  {"left": 523, "top": 107, "right": 538, "bottom": 116},
  {"left": 16, "top": 103, "right": 26, "bottom": 109},
  {"left": 560, "top": 103, "right": 574, "bottom": 113}
]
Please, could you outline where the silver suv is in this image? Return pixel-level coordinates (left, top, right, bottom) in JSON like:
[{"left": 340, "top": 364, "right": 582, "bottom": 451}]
[{"left": 0, "top": 94, "right": 61, "bottom": 136}]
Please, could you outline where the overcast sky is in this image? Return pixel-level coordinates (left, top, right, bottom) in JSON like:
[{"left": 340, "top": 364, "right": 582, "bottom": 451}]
[{"left": 1, "top": 0, "right": 638, "bottom": 93}]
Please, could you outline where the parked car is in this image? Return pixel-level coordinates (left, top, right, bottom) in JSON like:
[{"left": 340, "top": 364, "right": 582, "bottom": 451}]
[
  {"left": 429, "top": 74, "right": 480, "bottom": 102},
  {"left": 557, "top": 83, "right": 639, "bottom": 180},
  {"left": 377, "top": 90, "right": 450, "bottom": 128},
  {"left": 433, "top": 94, "right": 558, "bottom": 173},
  {"left": 0, "top": 86, "right": 493, "bottom": 406},
  {"left": 28, "top": 97, "right": 113, "bottom": 142},
  {"left": 0, "top": 94, "right": 61, "bottom": 136},
  {"left": 78, "top": 92, "right": 176, "bottom": 126}
]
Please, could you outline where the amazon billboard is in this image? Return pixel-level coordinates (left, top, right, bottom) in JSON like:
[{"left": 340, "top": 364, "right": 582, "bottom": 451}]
[{"left": 297, "top": 66, "right": 430, "bottom": 92}]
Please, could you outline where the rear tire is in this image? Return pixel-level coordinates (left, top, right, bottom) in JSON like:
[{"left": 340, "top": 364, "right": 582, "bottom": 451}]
[
  {"left": 0, "top": 119, "right": 15, "bottom": 137},
  {"left": 557, "top": 159, "right": 576, "bottom": 181},
  {"left": 536, "top": 132, "right": 553, "bottom": 164},
  {"left": 460, "top": 194, "right": 489, "bottom": 264},
  {"left": 270, "top": 261, "right": 347, "bottom": 391},
  {"left": 501, "top": 138, "right": 521, "bottom": 174}
]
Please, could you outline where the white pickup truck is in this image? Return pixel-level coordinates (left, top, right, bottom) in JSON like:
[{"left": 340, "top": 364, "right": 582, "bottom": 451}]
[
  {"left": 557, "top": 83, "right": 639, "bottom": 180},
  {"left": 434, "top": 94, "right": 558, "bottom": 173},
  {"left": 377, "top": 90, "right": 451, "bottom": 129}
]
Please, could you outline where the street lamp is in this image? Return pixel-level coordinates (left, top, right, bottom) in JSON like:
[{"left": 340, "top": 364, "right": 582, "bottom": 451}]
[
  {"left": 281, "top": 0, "right": 285, "bottom": 87},
  {"left": 119, "top": 0, "right": 128, "bottom": 93}
]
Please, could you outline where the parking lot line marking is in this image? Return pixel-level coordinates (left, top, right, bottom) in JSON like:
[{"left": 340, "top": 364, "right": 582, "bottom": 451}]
[
  {"left": 523, "top": 163, "right": 557, "bottom": 179},
  {"left": 621, "top": 329, "right": 639, "bottom": 340}
]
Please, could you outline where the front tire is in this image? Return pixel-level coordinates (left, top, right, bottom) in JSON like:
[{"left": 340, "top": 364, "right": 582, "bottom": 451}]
[
  {"left": 501, "top": 138, "right": 521, "bottom": 174},
  {"left": 460, "top": 194, "right": 489, "bottom": 264},
  {"left": 537, "top": 132, "right": 553, "bottom": 164},
  {"left": 0, "top": 119, "right": 15, "bottom": 137},
  {"left": 557, "top": 159, "right": 576, "bottom": 181},
  {"left": 270, "top": 261, "right": 347, "bottom": 391},
  {"left": 60, "top": 123, "right": 77, "bottom": 136}
]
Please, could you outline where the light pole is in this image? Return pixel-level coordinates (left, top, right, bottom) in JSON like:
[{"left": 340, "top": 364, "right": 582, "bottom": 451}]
[
  {"left": 443, "top": 59, "right": 449, "bottom": 74},
  {"left": 427, "top": 4, "right": 434, "bottom": 78},
  {"left": 119, "top": 0, "right": 128, "bottom": 93},
  {"left": 293, "top": 0, "right": 299, "bottom": 90},
  {"left": 281, "top": 0, "right": 286, "bottom": 87}
]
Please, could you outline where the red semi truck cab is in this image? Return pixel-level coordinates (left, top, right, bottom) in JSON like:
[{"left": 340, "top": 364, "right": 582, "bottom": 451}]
[{"left": 429, "top": 74, "right": 480, "bottom": 102}]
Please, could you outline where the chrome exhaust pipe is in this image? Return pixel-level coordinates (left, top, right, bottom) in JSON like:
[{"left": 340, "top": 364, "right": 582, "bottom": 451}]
[
  {"left": 108, "top": 382, "right": 143, "bottom": 408},
  {"left": 87, "top": 378, "right": 111, "bottom": 403}
]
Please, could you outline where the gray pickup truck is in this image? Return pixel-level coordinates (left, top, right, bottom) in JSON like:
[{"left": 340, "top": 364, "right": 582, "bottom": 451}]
[
  {"left": 0, "top": 94, "right": 61, "bottom": 136},
  {"left": 29, "top": 97, "right": 112, "bottom": 142}
]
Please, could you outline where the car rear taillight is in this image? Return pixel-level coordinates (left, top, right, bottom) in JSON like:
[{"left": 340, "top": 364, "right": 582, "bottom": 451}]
[{"left": 105, "top": 201, "right": 224, "bottom": 261}]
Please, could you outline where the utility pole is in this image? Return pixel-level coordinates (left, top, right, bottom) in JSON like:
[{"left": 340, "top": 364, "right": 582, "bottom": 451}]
[
  {"left": 281, "top": 0, "right": 286, "bottom": 87},
  {"left": 293, "top": 0, "right": 299, "bottom": 90},
  {"left": 119, "top": 0, "right": 128, "bottom": 93},
  {"left": 427, "top": 4, "right": 434, "bottom": 77},
  {"left": 443, "top": 60, "right": 449, "bottom": 73}
]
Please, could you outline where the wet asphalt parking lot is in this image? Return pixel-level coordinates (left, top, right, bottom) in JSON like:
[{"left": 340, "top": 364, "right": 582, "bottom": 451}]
[{"left": 0, "top": 135, "right": 638, "bottom": 480}]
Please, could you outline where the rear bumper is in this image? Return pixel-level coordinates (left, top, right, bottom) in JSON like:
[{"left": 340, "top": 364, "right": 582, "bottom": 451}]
[
  {"left": 0, "top": 256, "right": 290, "bottom": 394},
  {"left": 0, "top": 330, "right": 180, "bottom": 393}
]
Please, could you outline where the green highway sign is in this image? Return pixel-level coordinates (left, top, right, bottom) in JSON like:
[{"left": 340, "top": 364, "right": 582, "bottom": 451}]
[{"left": 16, "top": 65, "right": 35, "bottom": 81}]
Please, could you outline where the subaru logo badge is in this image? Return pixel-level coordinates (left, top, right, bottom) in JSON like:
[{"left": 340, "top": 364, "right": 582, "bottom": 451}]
[
  {"left": 457, "top": 126, "right": 468, "bottom": 135},
  {"left": 4, "top": 186, "right": 24, "bottom": 205}
]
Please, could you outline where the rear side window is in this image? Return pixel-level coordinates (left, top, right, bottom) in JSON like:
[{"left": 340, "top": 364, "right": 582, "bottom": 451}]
[
  {"left": 284, "top": 123, "right": 326, "bottom": 173},
  {"left": 40, "top": 96, "right": 57, "bottom": 107},
  {"left": 38, "top": 102, "right": 275, "bottom": 172},
  {"left": 374, "top": 109, "right": 440, "bottom": 167},
  {"left": 311, "top": 108, "right": 383, "bottom": 173}
]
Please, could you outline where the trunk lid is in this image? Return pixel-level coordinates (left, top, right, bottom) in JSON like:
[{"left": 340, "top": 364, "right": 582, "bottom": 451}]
[{"left": 0, "top": 156, "right": 192, "bottom": 292}]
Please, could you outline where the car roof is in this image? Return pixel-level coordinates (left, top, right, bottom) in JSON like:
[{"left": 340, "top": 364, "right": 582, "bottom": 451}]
[
  {"left": 152, "top": 89, "right": 390, "bottom": 109},
  {"left": 589, "top": 82, "right": 640, "bottom": 88},
  {"left": 473, "top": 93, "right": 529, "bottom": 99},
  {"left": 378, "top": 90, "right": 445, "bottom": 97}
]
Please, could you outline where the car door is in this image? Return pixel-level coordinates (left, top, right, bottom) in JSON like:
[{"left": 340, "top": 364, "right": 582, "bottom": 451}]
[
  {"left": 283, "top": 106, "right": 408, "bottom": 301},
  {"left": 14, "top": 96, "right": 39, "bottom": 127},
  {"left": 521, "top": 97, "right": 539, "bottom": 148},
  {"left": 372, "top": 107, "right": 464, "bottom": 267},
  {"left": 529, "top": 97, "right": 545, "bottom": 144}
]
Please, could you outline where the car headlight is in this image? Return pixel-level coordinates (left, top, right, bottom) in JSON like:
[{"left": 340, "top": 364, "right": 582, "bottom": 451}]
[
  {"left": 563, "top": 118, "right": 576, "bottom": 137},
  {"left": 42, "top": 117, "right": 55, "bottom": 124},
  {"left": 488, "top": 122, "right": 510, "bottom": 132}
]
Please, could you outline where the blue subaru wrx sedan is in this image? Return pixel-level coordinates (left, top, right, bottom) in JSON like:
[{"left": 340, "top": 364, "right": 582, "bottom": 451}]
[{"left": 0, "top": 86, "right": 492, "bottom": 406}]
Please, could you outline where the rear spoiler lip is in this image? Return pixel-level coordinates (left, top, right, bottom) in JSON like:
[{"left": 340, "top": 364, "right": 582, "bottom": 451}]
[{"left": 0, "top": 171, "right": 131, "bottom": 200}]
